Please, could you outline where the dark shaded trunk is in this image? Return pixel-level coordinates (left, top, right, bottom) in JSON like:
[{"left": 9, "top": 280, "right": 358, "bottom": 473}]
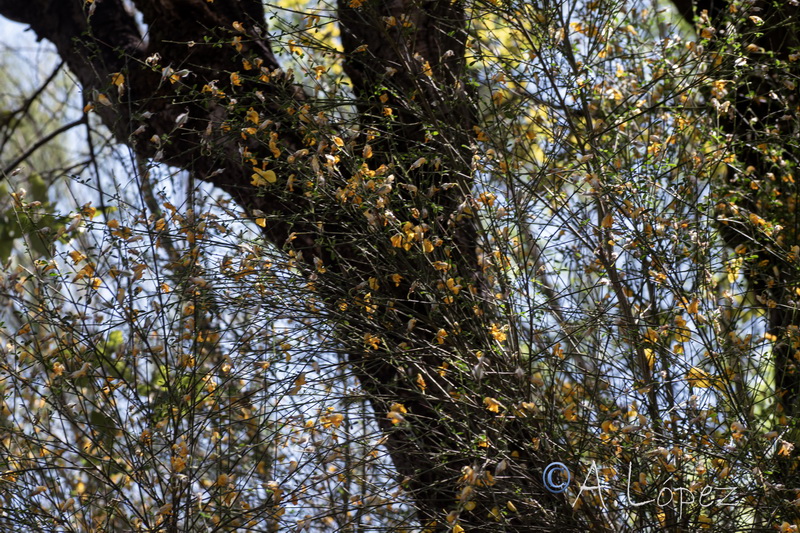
[
  {"left": 0, "top": 1, "right": 584, "bottom": 530},
  {"left": 677, "top": 0, "right": 800, "bottom": 415}
]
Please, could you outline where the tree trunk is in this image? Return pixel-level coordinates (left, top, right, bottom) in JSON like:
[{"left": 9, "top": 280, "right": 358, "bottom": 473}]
[
  {"left": 677, "top": 0, "right": 800, "bottom": 416},
  {"left": 0, "top": 0, "right": 584, "bottom": 530}
]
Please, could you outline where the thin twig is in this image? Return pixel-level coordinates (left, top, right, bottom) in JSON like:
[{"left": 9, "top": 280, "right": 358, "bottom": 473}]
[{"left": 1, "top": 116, "right": 87, "bottom": 179}]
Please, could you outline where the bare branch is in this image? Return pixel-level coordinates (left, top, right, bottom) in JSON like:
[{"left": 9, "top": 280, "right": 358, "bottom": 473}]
[{"left": 1, "top": 116, "right": 86, "bottom": 179}]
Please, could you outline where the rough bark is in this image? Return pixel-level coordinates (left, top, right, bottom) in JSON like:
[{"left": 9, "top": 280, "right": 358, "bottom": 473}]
[
  {"left": 0, "top": 0, "right": 582, "bottom": 530},
  {"left": 11, "top": 0, "right": 799, "bottom": 529},
  {"left": 677, "top": 0, "right": 800, "bottom": 417}
]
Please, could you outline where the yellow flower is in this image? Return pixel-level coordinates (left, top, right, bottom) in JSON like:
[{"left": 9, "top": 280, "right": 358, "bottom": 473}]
[
  {"left": 484, "top": 397, "right": 505, "bottom": 413},
  {"left": 251, "top": 167, "right": 277, "bottom": 186},
  {"left": 364, "top": 333, "right": 380, "bottom": 350},
  {"left": 245, "top": 107, "right": 259, "bottom": 124},
  {"left": 686, "top": 367, "right": 713, "bottom": 388},
  {"left": 387, "top": 403, "right": 407, "bottom": 425},
  {"left": 489, "top": 323, "right": 507, "bottom": 342}
]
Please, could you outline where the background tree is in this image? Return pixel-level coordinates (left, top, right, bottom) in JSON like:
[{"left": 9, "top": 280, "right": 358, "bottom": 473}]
[
  {"left": 0, "top": 0, "right": 799, "bottom": 532},
  {"left": 0, "top": 43, "right": 83, "bottom": 262},
  {"left": 676, "top": 0, "right": 800, "bottom": 416}
]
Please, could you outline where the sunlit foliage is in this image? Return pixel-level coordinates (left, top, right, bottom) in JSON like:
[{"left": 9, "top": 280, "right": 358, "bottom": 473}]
[{"left": 0, "top": 0, "right": 799, "bottom": 531}]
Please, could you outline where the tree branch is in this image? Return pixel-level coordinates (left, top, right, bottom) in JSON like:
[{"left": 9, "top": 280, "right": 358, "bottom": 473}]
[
  {"left": 1, "top": 116, "right": 87, "bottom": 179},
  {"left": 0, "top": 2, "right": 579, "bottom": 529}
]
